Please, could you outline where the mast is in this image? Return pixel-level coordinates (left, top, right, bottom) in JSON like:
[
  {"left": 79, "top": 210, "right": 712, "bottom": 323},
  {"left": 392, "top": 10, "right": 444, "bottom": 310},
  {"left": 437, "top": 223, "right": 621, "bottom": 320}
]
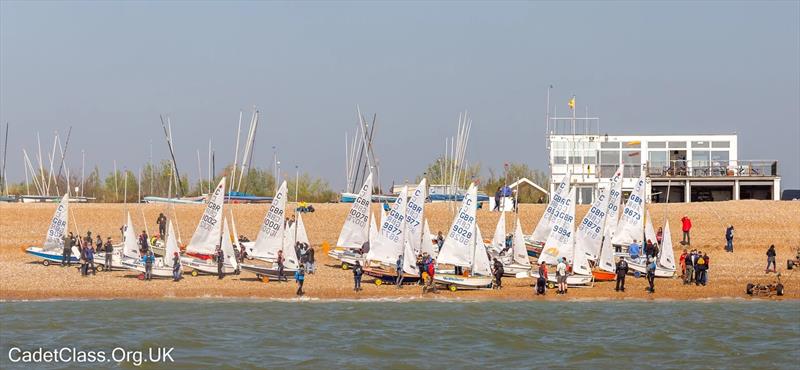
[{"left": 160, "top": 115, "right": 184, "bottom": 196}]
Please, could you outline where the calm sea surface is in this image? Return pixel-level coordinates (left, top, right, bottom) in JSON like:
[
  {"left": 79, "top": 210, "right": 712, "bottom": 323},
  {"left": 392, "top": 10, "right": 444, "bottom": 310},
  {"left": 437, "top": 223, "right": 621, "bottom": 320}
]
[{"left": 1, "top": 299, "right": 798, "bottom": 369}]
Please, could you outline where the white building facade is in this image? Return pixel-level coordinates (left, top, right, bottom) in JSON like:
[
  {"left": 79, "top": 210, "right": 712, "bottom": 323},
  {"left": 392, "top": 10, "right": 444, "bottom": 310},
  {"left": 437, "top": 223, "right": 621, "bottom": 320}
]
[{"left": 548, "top": 133, "right": 780, "bottom": 203}]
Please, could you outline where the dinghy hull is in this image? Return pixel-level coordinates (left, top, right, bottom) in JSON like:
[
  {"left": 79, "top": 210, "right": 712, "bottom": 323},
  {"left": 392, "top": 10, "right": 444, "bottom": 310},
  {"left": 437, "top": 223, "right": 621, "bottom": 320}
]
[
  {"left": 627, "top": 261, "right": 675, "bottom": 278},
  {"left": 181, "top": 257, "right": 238, "bottom": 276},
  {"left": 434, "top": 274, "right": 493, "bottom": 290},
  {"left": 530, "top": 270, "right": 593, "bottom": 286},
  {"left": 592, "top": 270, "right": 616, "bottom": 282},
  {"left": 25, "top": 246, "right": 80, "bottom": 265},
  {"left": 363, "top": 266, "right": 421, "bottom": 285},
  {"left": 240, "top": 263, "right": 297, "bottom": 281}
]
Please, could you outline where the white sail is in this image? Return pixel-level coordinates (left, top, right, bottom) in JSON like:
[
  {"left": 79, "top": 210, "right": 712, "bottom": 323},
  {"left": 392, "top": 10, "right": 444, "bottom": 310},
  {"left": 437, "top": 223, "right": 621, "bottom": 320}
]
[
  {"left": 512, "top": 218, "right": 530, "bottom": 267},
  {"left": 597, "top": 232, "right": 616, "bottom": 273},
  {"left": 538, "top": 188, "right": 576, "bottom": 265},
  {"left": 571, "top": 233, "right": 592, "bottom": 276},
  {"left": 491, "top": 211, "right": 506, "bottom": 252},
  {"left": 367, "top": 186, "right": 407, "bottom": 265},
  {"left": 230, "top": 210, "right": 240, "bottom": 243},
  {"left": 381, "top": 207, "right": 387, "bottom": 225},
  {"left": 529, "top": 172, "right": 571, "bottom": 245},
  {"left": 336, "top": 173, "right": 373, "bottom": 249},
  {"left": 221, "top": 217, "right": 238, "bottom": 270},
  {"left": 612, "top": 172, "right": 646, "bottom": 245},
  {"left": 43, "top": 194, "right": 69, "bottom": 250},
  {"left": 437, "top": 184, "right": 477, "bottom": 267},
  {"left": 402, "top": 239, "right": 419, "bottom": 275},
  {"left": 164, "top": 220, "right": 180, "bottom": 267},
  {"left": 602, "top": 166, "right": 625, "bottom": 248},
  {"left": 295, "top": 212, "right": 310, "bottom": 246},
  {"left": 472, "top": 223, "right": 492, "bottom": 276},
  {"left": 422, "top": 219, "right": 435, "bottom": 256},
  {"left": 187, "top": 177, "right": 226, "bottom": 255},
  {"left": 659, "top": 220, "right": 676, "bottom": 270},
  {"left": 644, "top": 210, "right": 658, "bottom": 251},
  {"left": 251, "top": 181, "right": 288, "bottom": 259},
  {"left": 576, "top": 166, "right": 622, "bottom": 260},
  {"left": 123, "top": 213, "right": 139, "bottom": 259},
  {"left": 405, "top": 179, "right": 427, "bottom": 255},
  {"left": 369, "top": 211, "right": 378, "bottom": 244}
]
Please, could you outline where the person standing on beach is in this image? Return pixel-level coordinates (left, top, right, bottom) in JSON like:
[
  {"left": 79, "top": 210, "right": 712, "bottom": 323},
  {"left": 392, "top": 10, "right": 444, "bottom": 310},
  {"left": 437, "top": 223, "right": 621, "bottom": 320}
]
[
  {"left": 395, "top": 255, "right": 404, "bottom": 288},
  {"left": 277, "top": 250, "right": 286, "bottom": 282},
  {"left": 62, "top": 232, "right": 74, "bottom": 267},
  {"left": 556, "top": 258, "right": 568, "bottom": 295},
  {"left": 536, "top": 263, "right": 548, "bottom": 295},
  {"left": 701, "top": 253, "right": 710, "bottom": 285},
  {"left": 86, "top": 244, "right": 96, "bottom": 275},
  {"left": 644, "top": 239, "right": 655, "bottom": 261},
  {"left": 156, "top": 213, "right": 167, "bottom": 240},
  {"left": 295, "top": 265, "right": 305, "bottom": 296},
  {"left": 725, "top": 225, "right": 734, "bottom": 253},
  {"left": 493, "top": 258, "right": 504, "bottom": 289},
  {"left": 143, "top": 249, "right": 154, "bottom": 280},
  {"left": 79, "top": 243, "right": 88, "bottom": 276},
  {"left": 681, "top": 216, "right": 692, "bottom": 245},
  {"left": 104, "top": 237, "right": 113, "bottom": 271},
  {"left": 172, "top": 252, "right": 181, "bottom": 281},
  {"left": 646, "top": 258, "right": 656, "bottom": 293},
  {"left": 436, "top": 232, "right": 444, "bottom": 251},
  {"left": 684, "top": 250, "right": 696, "bottom": 284},
  {"left": 306, "top": 244, "right": 315, "bottom": 273},
  {"left": 353, "top": 261, "right": 363, "bottom": 292},
  {"left": 656, "top": 227, "right": 663, "bottom": 246},
  {"left": 423, "top": 259, "right": 437, "bottom": 293},
  {"left": 216, "top": 247, "right": 225, "bottom": 280},
  {"left": 416, "top": 253, "right": 425, "bottom": 285},
  {"left": 615, "top": 257, "right": 628, "bottom": 292},
  {"left": 679, "top": 249, "right": 688, "bottom": 280},
  {"left": 766, "top": 245, "right": 777, "bottom": 273},
  {"left": 695, "top": 252, "right": 707, "bottom": 286}
]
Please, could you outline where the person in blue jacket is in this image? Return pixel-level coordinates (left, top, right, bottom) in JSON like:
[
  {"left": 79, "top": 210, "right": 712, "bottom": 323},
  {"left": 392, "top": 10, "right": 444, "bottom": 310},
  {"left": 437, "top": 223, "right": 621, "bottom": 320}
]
[
  {"left": 295, "top": 265, "right": 305, "bottom": 296},
  {"left": 142, "top": 250, "right": 155, "bottom": 280},
  {"left": 628, "top": 239, "right": 641, "bottom": 263}
]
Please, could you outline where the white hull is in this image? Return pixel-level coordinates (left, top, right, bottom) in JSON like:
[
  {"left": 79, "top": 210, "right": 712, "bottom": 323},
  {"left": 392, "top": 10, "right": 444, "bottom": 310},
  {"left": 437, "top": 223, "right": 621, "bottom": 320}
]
[
  {"left": 434, "top": 274, "right": 493, "bottom": 289},
  {"left": 93, "top": 251, "right": 128, "bottom": 269},
  {"left": 328, "top": 248, "right": 365, "bottom": 266},
  {"left": 627, "top": 261, "right": 676, "bottom": 278},
  {"left": 240, "top": 263, "right": 298, "bottom": 280},
  {"left": 181, "top": 257, "right": 237, "bottom": 275},
  {"left": 530, "top": 270, "right": 593, "bottom": 286},
  {"left": 501, "top": 263, "right": 532, "bottom": 277},
  {"left": 122, "top": 258, "right": 178, "bottom": 278}
]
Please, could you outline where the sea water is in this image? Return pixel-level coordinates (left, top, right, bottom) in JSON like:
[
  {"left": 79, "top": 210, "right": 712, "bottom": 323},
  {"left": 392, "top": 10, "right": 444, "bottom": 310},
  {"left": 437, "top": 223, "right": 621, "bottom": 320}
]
[{"left": 1, "top": 299, "right": 798, "bottom": 369}]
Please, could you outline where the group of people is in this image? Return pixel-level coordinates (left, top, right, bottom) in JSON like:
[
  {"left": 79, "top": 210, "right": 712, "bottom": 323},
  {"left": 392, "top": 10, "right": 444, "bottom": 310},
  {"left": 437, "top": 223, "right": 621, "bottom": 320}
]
[
  {"left": 679, "top": 249, "right": 710, "bottom": 286},
  {"left": 61, "top": 231, "right": 114, "bottom": 276}
]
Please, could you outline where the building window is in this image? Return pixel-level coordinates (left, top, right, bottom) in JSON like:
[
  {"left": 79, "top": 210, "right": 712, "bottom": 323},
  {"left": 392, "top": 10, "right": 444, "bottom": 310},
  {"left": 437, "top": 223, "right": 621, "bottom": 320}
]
[
  {"left": 669, "top": 141, "right": 687, "bottom": 148},
  {"left": 601, "top": 141, "right": 620, "bottom": 149},
  {"left": 622, "top": 141, "right": 641, "bottom": 149},
  {"left": 711, "top": 151, "right": 729, "bottom": 161},
  {"left": 622, "top": 151, "right": 641, "bottom": 164},
  {"left": 578, "top": 187, "right": 593, "bottom": 205},
  {"left": 600, "top": 151, "right": 620, "bottom": 164},
  {"left": 692, "top": 141, "right": 710, "bottom": 148},
  {"left": 648, "top": 141, "right": 666, "bottom": 148},
  {"left": 554, "top": 156, "right": 567, "bottom": 164},
  {"left": 569, "top": 156, "right": 582, "bottom": 164},
  {"left": 584, "top": 155, "right": 596, "bottom": 164},
  {"left": 712, "top": 141, "right": 730, "bottom": 148}
]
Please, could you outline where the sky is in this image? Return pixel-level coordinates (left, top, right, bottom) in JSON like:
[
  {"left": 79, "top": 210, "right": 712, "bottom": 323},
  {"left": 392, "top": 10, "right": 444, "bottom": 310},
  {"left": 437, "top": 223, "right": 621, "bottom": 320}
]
[{"left": 1, "top": 1, "right": 798, "bottom": 192}]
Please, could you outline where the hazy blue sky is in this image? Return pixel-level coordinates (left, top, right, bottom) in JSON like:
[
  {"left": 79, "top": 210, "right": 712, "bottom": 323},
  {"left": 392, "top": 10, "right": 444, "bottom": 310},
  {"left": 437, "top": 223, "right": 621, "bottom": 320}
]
[{"left": 2, "top": 1, "right": 798, "bottom": 191}]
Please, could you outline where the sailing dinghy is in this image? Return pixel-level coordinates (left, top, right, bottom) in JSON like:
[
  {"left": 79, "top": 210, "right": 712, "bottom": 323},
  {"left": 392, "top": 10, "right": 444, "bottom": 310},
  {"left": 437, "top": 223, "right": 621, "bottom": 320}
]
[
  {"left": 184, "top": 178, "right": 227, "bottom": 260},
  {"left": 434, "top": 184, "right": 494, "bottom": 291},
  {"left": 25, "top": 194, "right": 80, "bottom": 265},
  {"left": 525, "top": 173, "right": 572, "bottom": 257},
  {"left": 626, "top": 213, "right": 676, "bottom": 278},
  {"left": 329, "top": 174, "right": 373, "bottom": 268},
  {"left": 530, "top": 188, "right": 593, "bottom": 286},
  {"left": 124, "top": 219, "right": 182, "bottom": 278},
  {"left": 183, "top": 217, "right": 239, "bottom": 276}
]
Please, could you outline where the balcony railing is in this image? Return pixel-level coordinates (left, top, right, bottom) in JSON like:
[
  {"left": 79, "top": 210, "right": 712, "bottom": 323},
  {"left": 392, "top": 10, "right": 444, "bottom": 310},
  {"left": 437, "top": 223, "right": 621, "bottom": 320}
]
[{"left": 647, "top": 160, "right": 778, "bottom": 178}]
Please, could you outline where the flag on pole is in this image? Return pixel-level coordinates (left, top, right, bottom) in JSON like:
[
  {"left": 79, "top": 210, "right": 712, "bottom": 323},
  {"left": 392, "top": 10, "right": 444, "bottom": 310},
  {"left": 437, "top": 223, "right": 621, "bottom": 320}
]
[{"left": 568, "top": 96, "right": 575, "bottom": 110}]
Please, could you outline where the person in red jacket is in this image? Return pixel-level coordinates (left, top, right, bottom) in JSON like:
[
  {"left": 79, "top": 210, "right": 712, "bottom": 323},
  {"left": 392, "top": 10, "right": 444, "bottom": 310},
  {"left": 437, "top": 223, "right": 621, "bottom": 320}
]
[
  {"left": 681, "top": 216, "right": 692, "bottom": 245},
  {"left": 423, "top": 259, "right": 437, "bottom": 293}
]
